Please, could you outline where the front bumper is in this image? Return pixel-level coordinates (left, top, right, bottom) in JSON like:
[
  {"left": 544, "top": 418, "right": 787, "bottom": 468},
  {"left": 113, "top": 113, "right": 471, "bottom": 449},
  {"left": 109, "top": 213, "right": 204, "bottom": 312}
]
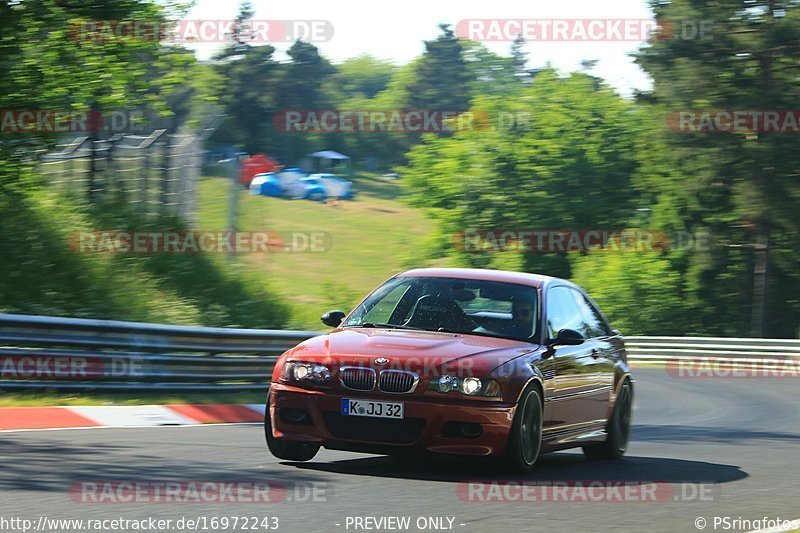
[{"left": 269, "top": 383, "right": 517, "bottom": 457}]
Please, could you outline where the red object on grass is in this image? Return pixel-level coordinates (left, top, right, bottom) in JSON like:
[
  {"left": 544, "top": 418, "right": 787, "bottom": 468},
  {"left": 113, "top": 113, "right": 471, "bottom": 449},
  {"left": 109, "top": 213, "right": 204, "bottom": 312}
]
[{"left": 239, "top": 154, "right": 281, "bottom": 186}]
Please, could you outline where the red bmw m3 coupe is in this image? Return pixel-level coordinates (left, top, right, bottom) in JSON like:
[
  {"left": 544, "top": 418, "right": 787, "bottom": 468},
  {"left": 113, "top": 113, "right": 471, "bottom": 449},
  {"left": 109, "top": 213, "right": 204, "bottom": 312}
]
[{"left": 265, "top": 268, "right": 633, "bottom": 472}]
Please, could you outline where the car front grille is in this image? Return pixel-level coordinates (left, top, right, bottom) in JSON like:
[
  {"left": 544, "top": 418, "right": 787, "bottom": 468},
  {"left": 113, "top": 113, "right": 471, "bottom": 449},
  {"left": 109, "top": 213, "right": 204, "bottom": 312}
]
[
  {"left": 322, "top": 412, "right": 425, "bottom": 444},
  {"left": 339, "top": 367, "right": 376, "bottom": 391},
  {"left": 378, "top": 370, "right": 418, "bottom": 394}
]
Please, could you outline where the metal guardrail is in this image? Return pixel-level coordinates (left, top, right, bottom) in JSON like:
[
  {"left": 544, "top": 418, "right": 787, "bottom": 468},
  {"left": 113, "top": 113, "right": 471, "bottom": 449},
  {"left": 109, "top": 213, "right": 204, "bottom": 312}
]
[
  {"left": 0, "top": 313, "right": 319, "bottom": 391},
  {"left": 624, "top": 336, "right": 800, "bottom": 371},
  {"left": 0, "top": 313, "right": 797, "bottom": 390}
]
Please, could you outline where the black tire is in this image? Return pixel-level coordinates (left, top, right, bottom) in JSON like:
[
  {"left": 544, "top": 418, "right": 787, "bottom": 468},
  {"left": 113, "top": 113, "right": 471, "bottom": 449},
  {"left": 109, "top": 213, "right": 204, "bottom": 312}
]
[
  {"left": 264, "top": 403, "right": 320, "bottom": 462},
  {"left": 501, "top": 384, "right": 544, "bottom": 473},
  {"left": 583, "top": 378, "right": 633, "bottom": 460}
]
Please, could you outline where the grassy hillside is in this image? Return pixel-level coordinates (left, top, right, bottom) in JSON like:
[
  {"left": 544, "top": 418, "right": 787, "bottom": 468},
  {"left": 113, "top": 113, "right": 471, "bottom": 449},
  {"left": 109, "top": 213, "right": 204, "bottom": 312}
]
[
  {"left": 196, "top": 173, "right": 434, "bottom": 329},
  {"left": 0, "top": 171, "right": 433, "bottom": 405},
  {"left": 0, "top": 175, "right": 289, "bottom": 328}
]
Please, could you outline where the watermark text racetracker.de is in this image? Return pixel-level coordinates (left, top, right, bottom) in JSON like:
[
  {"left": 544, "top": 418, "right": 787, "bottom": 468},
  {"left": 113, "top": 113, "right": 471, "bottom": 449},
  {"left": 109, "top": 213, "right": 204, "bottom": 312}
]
[
  {"left": 273, "top": 110, "right": 488, "bottom": 133},
  {"left": 0, "top": 109, "right": 144, "bottom": 134},
  {"left": 669, "top": 109, "right": 800, "bottom": 133},
  {"left": 454, "top": 229, "right": 718, "bottom": 254},
  {"left": 667, "top": 357, "right": 800, "bottom": 379},
  {"left": 0, "top": 515, "right": 280, "bottom": 532},
  {"left": 457, "top": 481, "right": 717, "bottom": 503},
  {"left": 70, "top": 19, "right": 334, "bottom": 43},
  {"left": 68, "top": 231, "right": 331, "bottom": 254},
  {"left": 0, "top": 354, "right": 141, "bottom": 380},
  {"left": 275, "top": 109, "right": 659, "bottom": 134},
  {"left": 69, "top": 480, "right": 328, "bottom": 504},
  {"left": 455, "top": 18, "right": 713, "bottom": 42}
]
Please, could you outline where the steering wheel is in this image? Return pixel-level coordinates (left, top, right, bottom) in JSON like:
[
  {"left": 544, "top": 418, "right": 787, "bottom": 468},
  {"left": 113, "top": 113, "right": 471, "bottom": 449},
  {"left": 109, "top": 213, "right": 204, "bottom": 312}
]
[{"left": 403, "top": 293, "right": 477, "bottom": 332}]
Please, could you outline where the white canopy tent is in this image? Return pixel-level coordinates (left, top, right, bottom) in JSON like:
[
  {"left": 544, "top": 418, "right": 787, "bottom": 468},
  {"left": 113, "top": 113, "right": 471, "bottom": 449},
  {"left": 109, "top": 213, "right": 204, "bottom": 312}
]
[{"left": 304, "top": 150, "right": 352, "bottom": 177}]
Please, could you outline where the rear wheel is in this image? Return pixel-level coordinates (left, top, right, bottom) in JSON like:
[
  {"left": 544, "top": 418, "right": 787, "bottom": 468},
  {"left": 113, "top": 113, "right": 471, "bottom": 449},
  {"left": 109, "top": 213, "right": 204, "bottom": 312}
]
[
  {"left": 501, "top": 385, "right": 543, "bottom": 473},
  {"left": 264, "top": 398, "right": 320, "bottom": 462},
  {"left": 583, "top": 378, "right": 633, "bottom": 460}
]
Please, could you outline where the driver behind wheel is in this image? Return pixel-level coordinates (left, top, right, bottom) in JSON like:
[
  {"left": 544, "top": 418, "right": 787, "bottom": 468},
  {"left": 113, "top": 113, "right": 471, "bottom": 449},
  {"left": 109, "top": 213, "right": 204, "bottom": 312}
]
[
  {"left": 404, "top": 292, "right": 475, "bottom": 332},
  {"left": 474, "top": 294, "right": 535, "bottom": 340}
]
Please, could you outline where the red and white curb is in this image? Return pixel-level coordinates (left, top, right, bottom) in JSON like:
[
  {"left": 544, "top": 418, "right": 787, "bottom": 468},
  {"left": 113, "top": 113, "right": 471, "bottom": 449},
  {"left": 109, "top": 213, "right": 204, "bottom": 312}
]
[{"left": 0, "top": 404, "right": 266, "bottom": 431}]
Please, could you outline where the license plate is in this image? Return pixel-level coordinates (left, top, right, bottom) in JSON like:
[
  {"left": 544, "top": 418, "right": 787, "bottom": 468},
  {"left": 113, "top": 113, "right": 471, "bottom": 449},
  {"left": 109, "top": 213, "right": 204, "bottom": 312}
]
[{"left": 341, "top": 398, "right": 404, "bottom": 419}]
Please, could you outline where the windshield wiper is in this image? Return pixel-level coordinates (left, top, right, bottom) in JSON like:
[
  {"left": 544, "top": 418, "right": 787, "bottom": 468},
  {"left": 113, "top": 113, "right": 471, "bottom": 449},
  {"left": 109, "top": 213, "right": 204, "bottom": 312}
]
[{"left": 355, "top": 322, "right": 424, "bottom": 330}]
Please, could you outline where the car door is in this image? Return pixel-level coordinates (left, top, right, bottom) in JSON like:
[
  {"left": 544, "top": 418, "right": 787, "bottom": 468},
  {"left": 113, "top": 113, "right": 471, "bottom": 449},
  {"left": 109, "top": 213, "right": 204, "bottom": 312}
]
[
  {"left": 538, "top": 285, "right": 604, "bottom": 434},
  {"left": 570, "top": 288, "right": 617, "bottom": 425}
]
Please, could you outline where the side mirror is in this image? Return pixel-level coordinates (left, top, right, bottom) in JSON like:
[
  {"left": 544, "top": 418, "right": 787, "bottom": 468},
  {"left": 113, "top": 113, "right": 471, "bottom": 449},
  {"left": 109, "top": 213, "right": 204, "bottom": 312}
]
[
  {"left": 321, "top": 310, "right": 346, "bottom": 328},
  {"left": 548, "top": 328, "right": 585, "bottom": 347}
]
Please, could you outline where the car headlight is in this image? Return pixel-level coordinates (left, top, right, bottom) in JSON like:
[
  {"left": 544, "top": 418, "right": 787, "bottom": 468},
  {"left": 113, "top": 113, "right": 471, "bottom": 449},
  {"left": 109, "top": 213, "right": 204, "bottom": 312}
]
[
  {"left": 437, "top": 375, "right": 459, "bottom": 393},
  {"left": 428, "top": 375, "right": 502, "bottom": 397},
  {"left": 461, "top": 377, "right": 482, "bottom": 395},
  {"left": 280, "top": 361, "right": 331, "bottom": 383}
]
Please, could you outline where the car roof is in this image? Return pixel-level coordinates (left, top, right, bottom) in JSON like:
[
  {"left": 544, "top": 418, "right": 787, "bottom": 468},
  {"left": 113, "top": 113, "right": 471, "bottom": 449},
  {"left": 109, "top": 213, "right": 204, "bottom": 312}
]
[{"left": 397, "top": 268, "right": 565, "bottom": 288}]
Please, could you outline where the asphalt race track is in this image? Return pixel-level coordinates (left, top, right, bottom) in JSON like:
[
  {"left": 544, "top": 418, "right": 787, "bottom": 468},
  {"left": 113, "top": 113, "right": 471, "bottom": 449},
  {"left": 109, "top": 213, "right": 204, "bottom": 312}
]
[{"left": 1, "top": 368, "right": 799, "bottom": 533}]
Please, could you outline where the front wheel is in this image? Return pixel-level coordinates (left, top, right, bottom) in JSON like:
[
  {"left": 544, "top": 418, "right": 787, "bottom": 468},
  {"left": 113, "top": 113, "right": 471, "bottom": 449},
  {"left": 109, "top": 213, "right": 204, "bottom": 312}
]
[
  {"left": 583, "top": 378, "right": 633, "bottom": 460},
  {"left": 264, "top": 401, "right": 320, "bottom": 462},
  {"left": 501, "top": 385, "right": 543, "bottom": 473}
]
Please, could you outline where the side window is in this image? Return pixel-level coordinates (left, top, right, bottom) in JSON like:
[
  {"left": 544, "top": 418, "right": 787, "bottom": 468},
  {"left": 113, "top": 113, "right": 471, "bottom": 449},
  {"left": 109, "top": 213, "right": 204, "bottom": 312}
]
[
  {"left": 571, "top": 289, "right": 610, "bottom": 338},
  {"left": 545, "top": 286, "right": 585, "bottom": 339}
]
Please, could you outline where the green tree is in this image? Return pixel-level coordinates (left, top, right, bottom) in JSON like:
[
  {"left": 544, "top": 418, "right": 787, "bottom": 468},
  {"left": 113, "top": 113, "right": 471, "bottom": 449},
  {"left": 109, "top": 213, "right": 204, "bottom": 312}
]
[
  {"left": 407, "top": 24, "right": 473, "bottom": 113},
  {"left": 329, "top": 55, "right": 395, "bottom": 100},
  {"left": 510, "top": 34, "right": 535, "bottom": 84},
  {"left": 0, "top": 0, "right": 189, "bottom": 190},
  {"left": 337, "top": 61, "right": 422, "bottom": 170},
  {"left": 274, "top": 40, "right": 336, "bottom": 162},
  {"left": 232, "top": 0, "right": 255, "bottom": 46},
  {"left": 634, "top": 0, "right": 800, "bottom": 337},
  {"left": 571, "top": 249, "right": 688, "bottom": 335},
  {"left": 463, "top": 42, "right": 519, "bottom": 97},
  {"left": 403, "top": 69, "right": 643, "bottom": 278},
  {"left": 212, "top": 44, "right": 282, "bottom": 153}
]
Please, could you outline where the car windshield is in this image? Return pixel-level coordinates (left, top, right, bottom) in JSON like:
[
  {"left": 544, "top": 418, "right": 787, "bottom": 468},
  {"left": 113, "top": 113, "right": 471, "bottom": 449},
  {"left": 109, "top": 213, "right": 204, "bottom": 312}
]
[{"left": 343, "top": 276, "right": 539, "bottom": 342}]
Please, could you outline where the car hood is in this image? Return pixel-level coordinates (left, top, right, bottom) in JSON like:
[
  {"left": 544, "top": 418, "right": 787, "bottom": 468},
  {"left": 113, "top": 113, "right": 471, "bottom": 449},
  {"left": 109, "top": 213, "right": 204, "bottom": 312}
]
[{"left": 285, "top": 327, "right": 538, "bottom": 376}]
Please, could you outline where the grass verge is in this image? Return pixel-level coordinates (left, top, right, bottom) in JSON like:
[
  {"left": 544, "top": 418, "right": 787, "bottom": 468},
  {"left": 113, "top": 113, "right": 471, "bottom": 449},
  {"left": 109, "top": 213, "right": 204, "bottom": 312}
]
[{"left": 196, "top": 172, "right": 434, "bottom": 328}]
